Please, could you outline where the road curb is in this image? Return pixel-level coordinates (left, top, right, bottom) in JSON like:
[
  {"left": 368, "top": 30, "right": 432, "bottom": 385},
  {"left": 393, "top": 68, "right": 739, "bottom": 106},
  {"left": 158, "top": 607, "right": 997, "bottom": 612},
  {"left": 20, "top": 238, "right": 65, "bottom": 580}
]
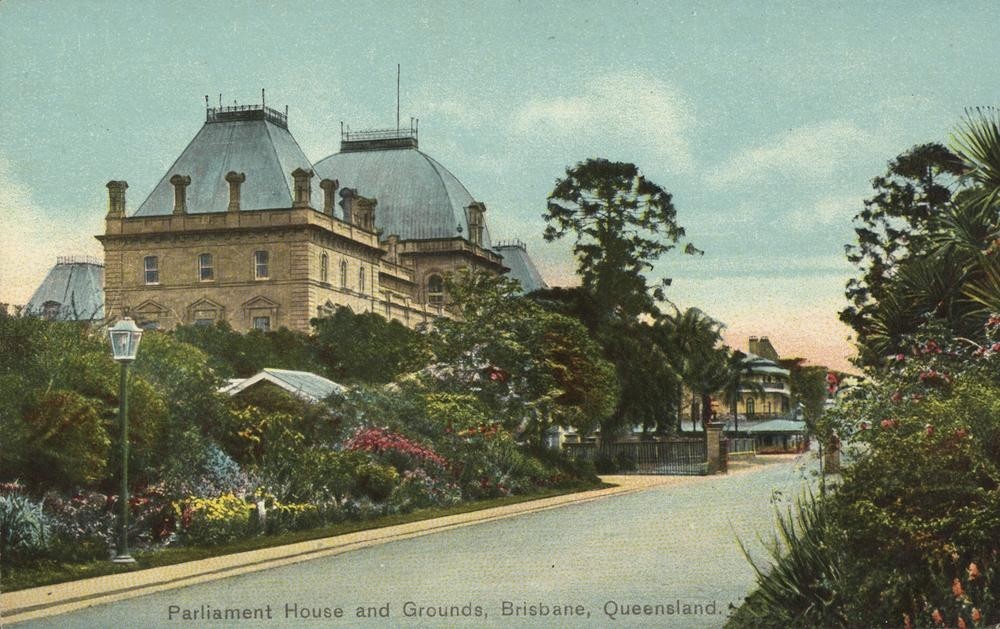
[{"left": 2, "top": 476, "right": 673, "bottom": 625}]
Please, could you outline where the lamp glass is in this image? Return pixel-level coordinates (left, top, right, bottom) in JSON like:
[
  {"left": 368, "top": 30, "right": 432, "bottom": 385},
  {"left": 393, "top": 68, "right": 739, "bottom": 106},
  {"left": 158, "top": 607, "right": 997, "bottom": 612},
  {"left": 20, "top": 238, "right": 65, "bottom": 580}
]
[{"left": 108, "top": 317, "right": 143, "bottom": 362}]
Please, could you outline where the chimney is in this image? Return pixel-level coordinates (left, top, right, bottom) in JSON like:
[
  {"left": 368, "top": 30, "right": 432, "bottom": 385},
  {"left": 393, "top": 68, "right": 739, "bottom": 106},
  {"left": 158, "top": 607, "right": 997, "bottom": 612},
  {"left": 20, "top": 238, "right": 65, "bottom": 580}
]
[
  {"left": 319, "top": 178, "right": 339, "bottom": 214},
  {"left": 105, "top": 180, "right": 128, "bottom": 218},
  {"left": 291, "top": 168, "right": 313, "bottom": 208},
  {"left": 339, "top": 187, "right": 357, "bottom": 223},
  {"left": 225, "top": 171, "right": 246, "bottom": 212},
  {"left": 170, "top": 174, "right": 191, "bottom": 214}
]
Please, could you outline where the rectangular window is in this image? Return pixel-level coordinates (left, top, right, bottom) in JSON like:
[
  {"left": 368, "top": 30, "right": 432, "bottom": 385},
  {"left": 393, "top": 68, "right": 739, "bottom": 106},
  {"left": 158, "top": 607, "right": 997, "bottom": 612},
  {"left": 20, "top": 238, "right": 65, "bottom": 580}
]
[
  {"left": 254, "top": 250, "right": 269, "bottom": 280},
  {"left": 252, "top": 316, "right": 271, "bottom": 331},
  {"left": 144, "top": 256, "right": 159, "bottom": 285},
  {"left": 199, "top": 253, "right": 214, "bottom": 281}
]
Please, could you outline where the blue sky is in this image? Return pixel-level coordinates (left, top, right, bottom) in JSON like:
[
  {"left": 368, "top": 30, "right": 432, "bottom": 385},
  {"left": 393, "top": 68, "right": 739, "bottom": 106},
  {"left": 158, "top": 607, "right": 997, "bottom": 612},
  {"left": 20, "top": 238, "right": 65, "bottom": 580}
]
[{"left": 1, "top": 1, "right": 998, "bottom": 370}]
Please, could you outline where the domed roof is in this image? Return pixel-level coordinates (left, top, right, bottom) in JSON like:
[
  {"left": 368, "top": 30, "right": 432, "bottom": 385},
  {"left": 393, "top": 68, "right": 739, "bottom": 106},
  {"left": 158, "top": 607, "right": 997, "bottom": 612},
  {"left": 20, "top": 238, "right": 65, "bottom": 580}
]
[
  {"left": 314, "top": 131, "right": 492, "bottom": 247},
  {"left": 133, "top": 106, "right": 323, "bottom": 216},
  {"left": 26, "top": 257, "right": 104, "bottom": 321},
  {"left": 495, "top": 240, "right": 548, "bottom": 294}
]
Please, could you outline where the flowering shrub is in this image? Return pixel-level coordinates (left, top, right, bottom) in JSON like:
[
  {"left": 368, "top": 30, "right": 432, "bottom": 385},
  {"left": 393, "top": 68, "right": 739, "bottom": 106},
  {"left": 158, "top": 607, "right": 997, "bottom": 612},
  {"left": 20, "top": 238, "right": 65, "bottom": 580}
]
[
  {"left": 258, "top": 498, "right": 322, "bottom": 535},
  {"left": 173, "top": 493, "right": 253, "bottom": 546},
  {"left": 346, "top": 427, "right": 448, "bottom": 472},
  {"left": 43, "top": 491, "right": 115, "bottom": 560},
  {"left": 351, "top": 461, "right": 399, "bottom": 503},
  {"left": 733, "top": 318, "right": 1000, "bottom": 627},
  {"left": 389, "top": 468, "right": 462, "bottom": 512}
]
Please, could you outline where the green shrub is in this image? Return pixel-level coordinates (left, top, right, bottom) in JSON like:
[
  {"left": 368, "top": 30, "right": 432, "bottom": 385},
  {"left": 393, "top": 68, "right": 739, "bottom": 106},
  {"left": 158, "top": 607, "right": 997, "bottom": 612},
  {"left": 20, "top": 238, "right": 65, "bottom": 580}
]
[
  {"left": 728, "top": 492, "right": 847, "bottom": 628},
  {"left": 0, "top": 490, "right": 50, "bottom": 563},
  {"left": 352, "top": 461, "right": 399, "bottom": 502},
  {"left": 593, "top": 454, "right": 617, "bottom": 474}
]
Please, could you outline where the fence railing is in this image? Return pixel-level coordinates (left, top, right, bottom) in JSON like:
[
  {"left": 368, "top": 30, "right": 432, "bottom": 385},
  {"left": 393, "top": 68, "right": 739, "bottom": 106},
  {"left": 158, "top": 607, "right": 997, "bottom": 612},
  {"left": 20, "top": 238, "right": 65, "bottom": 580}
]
[{"left": 563, "top": 440, "right": 708, "bottom": 476}]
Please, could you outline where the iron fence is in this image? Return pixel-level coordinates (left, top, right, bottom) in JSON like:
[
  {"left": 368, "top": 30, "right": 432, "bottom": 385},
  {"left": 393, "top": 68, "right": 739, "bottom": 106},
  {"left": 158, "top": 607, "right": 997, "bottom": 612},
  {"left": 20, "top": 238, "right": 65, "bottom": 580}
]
[{"left": 563, "top": 440, "right": 708, "bottom": 476}]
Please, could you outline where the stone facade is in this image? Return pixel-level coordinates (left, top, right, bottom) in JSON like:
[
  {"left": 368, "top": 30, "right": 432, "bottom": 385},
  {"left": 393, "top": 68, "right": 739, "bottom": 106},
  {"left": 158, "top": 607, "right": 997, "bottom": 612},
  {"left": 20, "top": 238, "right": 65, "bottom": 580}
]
[{"left": 97, "top": 103, "right": 509, "bottom": 332}]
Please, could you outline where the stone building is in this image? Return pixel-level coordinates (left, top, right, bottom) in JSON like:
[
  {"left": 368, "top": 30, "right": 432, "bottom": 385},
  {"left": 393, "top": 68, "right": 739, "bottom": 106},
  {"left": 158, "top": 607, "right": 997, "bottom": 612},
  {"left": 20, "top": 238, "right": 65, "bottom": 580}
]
[{"left": 98, "top": 102, "right": 537, "bottom": 331}]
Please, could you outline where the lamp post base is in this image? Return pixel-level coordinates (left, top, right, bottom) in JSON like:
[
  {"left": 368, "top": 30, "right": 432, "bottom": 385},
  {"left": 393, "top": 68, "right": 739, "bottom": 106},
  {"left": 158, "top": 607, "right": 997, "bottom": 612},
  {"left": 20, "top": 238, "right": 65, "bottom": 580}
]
[{"left": 112, "top": 554, "right": 136, "bottom": 564}]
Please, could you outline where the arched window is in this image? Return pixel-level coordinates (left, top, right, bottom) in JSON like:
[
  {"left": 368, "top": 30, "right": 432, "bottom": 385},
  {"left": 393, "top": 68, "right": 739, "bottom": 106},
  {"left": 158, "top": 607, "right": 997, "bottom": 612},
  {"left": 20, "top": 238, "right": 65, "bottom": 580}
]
[
  {"left": 340, "top": 259, "right": 348, "bottom": 288},
  {"left": 358, "top": 265, "right": 366, "bottom": 293},
  {"left": 745, "top": 398, "right": 756, "bottom": 417},
  {"left": 427, "top": 274, "right": 444, "bottom": 305},
  {"left": 320, "top": 253, "right": 329, "bottom": 283}
]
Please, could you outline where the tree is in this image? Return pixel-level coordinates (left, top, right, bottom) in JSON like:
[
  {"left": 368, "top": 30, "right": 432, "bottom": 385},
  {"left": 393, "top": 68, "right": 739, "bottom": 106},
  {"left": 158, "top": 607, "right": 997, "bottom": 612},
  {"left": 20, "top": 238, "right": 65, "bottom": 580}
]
[
  {"left": 311, "top": 307, "right": 430, "bottom": 384},
  {"left": 431, "top": 270, "right": 618, "bottom": 445},
  {"left": 543, "top": 158, "right": 699, "bottom": 321},
  {"left": 656, "top": 307, "right": 727, "bottom": 431},
  {"left": 843, "top": 112, "right": 1000, "bottom": 366}
]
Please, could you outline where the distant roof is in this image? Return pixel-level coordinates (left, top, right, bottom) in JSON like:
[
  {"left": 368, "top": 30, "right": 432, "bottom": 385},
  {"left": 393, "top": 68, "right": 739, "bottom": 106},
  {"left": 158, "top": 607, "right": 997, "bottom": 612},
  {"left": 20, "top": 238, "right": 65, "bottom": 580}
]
[
  {"left": 25, "top": 257, "right": 104, "bottom": 321},
  {"left": 495, "top": 240, "right": 548, "bottom": 294},
  {"left": 220, "top": 368, "right": 346, "bottom": 403},
  {"left": 744, "top": 419, "right": 807, "bottom": 434},
  {"left": 314, "top": 128, "right": 492, "bottom": 246},
  {"left": 743, "top": 352, "right": 790, "bottom": 376},
  {"left": 133, "top": 105, "right": 324, "bottom": 216}
]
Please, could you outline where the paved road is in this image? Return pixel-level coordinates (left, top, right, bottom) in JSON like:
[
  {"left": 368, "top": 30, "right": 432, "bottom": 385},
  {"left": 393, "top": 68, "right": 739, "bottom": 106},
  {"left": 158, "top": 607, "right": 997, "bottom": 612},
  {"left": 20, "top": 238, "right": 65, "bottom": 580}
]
[{"left": 19, "top": 456, "right": 815, "bottom": 629}]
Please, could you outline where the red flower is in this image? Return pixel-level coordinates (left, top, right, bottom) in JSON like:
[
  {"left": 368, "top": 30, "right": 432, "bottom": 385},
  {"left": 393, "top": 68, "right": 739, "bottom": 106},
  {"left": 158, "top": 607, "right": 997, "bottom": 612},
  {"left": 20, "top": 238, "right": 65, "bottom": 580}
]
[
  {"left": 880, "top": 419, "right": 895, "bottom": 429},
  {"left": 968, "top": 562, "right": 980, "bottom": 580},
  {"left": 952, "top": 578, "right": 964, "bottom": 598},
  {"left": 972, "top": 608, "right": 982, "bottom": 622},
  {"left": 925, "top": 424, "right": 934, "bottom": 437},
  {"left": 895, "top": 353, "right": 906, "bottom": 362},
  {"left": 931, "top": 609, "right": 943, "bottom": 625},
  {"left": 955, "top": 428, "right": 968, "bottom": 439}
]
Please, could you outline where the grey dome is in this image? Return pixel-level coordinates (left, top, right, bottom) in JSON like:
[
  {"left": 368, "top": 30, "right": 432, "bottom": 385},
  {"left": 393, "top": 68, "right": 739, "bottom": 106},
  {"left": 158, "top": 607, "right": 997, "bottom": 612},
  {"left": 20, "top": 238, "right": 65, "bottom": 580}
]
[
  {"left": 26, "top": 257, "right": 104, "bottom": 321},
  {"left": 314, "top": 141, "right": 492, "bottom": 247},
  {"left": 495, "top": 241, "right": 548, "bottom": 294}
]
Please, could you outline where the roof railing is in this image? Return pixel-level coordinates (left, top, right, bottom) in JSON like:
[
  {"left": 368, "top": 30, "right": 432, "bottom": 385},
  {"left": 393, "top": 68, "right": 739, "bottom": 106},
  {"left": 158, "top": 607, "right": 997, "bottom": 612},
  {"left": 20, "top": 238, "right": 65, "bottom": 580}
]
[
  {"left": 206, "top": 104, "right": 288, "bottom": 128},
  {"left": 341, "top": 117, "right": 419, "bottom": 142},
  {"left": 56, "top": 255, "right": 104, "bottom": 266},
  {"left": 495, "top": 239, "right": 527, "bottom": 251}
]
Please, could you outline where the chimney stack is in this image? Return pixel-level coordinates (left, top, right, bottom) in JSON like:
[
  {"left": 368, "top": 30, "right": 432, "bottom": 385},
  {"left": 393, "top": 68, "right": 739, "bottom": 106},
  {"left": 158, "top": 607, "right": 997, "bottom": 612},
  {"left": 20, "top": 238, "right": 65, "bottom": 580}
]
[
  {"left": 319, "top": 178, "right": 339, "bottom": 214},
  {"left": 225, "top": 171, "right": 246, "bottom": 212},
  {"left": 105, "top": 180, "right": 128, "bottom": 218},
  {"left": 291, "top": 168, "right": 313, "bottom": 208},
  {"left": 170, "top": 174, "right": 191, "bottom": 214}
]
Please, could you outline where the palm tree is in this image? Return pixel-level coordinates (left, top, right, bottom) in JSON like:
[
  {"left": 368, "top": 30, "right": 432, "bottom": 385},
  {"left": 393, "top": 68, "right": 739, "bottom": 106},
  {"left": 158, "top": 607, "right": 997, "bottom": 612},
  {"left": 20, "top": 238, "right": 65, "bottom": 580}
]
[{"left": 656, "top": 307, "right": 727, "bottom": 431}]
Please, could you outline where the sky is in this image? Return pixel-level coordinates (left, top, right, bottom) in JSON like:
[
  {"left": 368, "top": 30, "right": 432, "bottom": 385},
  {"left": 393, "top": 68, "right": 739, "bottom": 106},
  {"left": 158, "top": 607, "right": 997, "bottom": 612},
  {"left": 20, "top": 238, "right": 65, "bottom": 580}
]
[{"left": 1, "top": 1, "right": 998, "bottom": 372}]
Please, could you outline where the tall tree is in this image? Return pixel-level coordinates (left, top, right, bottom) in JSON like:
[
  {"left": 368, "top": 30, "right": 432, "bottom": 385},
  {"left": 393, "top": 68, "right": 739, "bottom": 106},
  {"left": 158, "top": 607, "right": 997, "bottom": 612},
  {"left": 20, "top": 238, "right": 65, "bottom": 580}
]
[
  {"left": 841, "top": 143, "right": 966, "bottom": 364},
  {"left": 543, "top": 158, "right": 699, "bottom": 321}
]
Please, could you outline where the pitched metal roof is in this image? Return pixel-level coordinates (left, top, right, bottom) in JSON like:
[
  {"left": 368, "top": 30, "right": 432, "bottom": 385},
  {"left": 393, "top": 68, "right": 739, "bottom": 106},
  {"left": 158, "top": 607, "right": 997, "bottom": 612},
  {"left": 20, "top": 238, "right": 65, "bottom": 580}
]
[
  {"left": 133, "top": 107, "right": 325, "bottom": 216},
  {"left": 25, "top": 257, "right": 104, "bottom": 321},
  {"left": 314, "top": 141, "right": 492, "bottom": 246},
  {"left": 495, "top": 240, "right": 548, "bottom": 294},
  {"left": 743, "top": 419, "right": 807, "bottom": 434},
  {"left": 220, "top": 368, "right": 345, "bottom": 403}
]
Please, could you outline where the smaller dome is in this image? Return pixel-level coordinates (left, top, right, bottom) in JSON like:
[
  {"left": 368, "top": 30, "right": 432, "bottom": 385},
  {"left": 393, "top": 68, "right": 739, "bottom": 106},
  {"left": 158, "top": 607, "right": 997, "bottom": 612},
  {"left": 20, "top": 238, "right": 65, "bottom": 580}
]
[{"left": 26, "top": 257, "right": 104, "bottom": 321}]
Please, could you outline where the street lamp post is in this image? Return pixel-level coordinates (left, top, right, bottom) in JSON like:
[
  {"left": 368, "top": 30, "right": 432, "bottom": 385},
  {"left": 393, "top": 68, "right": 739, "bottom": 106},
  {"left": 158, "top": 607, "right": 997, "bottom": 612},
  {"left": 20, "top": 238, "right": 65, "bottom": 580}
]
[{"left": 108, "top": 317, "right": 143, "bottom": 564}]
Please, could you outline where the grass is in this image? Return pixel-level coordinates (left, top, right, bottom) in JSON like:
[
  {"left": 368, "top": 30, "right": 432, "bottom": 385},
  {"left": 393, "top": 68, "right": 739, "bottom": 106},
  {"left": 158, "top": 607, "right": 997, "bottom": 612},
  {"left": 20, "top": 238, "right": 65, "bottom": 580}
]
[{"left": 1, "top": 481, "right": 606, "bottom": 593}]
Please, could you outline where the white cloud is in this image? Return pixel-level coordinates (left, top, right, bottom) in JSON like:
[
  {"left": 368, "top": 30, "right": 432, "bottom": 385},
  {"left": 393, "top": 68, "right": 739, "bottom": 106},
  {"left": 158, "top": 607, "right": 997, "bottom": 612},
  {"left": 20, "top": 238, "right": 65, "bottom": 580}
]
[
  {"left": 510, "top": 72, "right": 696, "bottom": 169},
  {"left": 786, "top": 194, "right": 865, "bottom": 231},
  {"left": 0, "top": 157, "right": 103, "bottom": 306},
  {"left": 708, "top": 120, "right": 875, "bottom": 187}
]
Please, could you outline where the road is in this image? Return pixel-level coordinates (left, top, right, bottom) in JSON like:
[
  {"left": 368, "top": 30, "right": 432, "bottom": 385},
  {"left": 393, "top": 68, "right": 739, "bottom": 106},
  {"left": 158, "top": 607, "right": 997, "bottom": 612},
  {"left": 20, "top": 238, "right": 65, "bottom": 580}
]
[{"left": 18, "top": 455, "right": 815, "bottom": 629}]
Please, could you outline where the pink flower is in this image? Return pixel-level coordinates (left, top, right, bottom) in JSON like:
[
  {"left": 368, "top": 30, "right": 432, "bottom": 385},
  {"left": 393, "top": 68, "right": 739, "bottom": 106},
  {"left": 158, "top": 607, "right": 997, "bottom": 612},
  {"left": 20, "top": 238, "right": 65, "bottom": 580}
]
[
  {"left": 880, "top": 419, "right": 895, "bottom": 430},
  {"left": 953, "top": 578, "right": 964, "bottom": 598},
  {"left": 931, "top": 609, "right": 943, "bottom": 625},
  {"left": 972, "top": 608, "right": 981, "bottom": 622},
  {"left": 858, "top": 421, "right": 868, "bottom": 431},
  {"left": 925, "top": 424, "right": 934, "bottom": 437},
  {"left": 890, "top": 390, "right": 903, "bottom": 403},
  {"left": 968, "top": 563, "right": 980, "bottom": 580},
  {"left": 895, "top": 353, "right": 906, "bottom": 362}
]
